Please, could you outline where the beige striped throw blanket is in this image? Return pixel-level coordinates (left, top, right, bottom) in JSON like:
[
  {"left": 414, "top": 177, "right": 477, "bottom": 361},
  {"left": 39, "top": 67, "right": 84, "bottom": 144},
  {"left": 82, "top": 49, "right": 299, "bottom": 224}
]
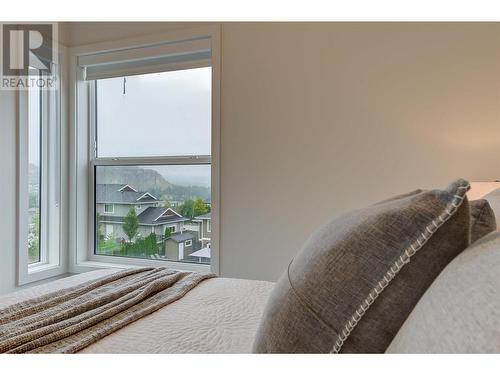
[{"left": 0, "top": 267, "right": 215, "bottom": 353}]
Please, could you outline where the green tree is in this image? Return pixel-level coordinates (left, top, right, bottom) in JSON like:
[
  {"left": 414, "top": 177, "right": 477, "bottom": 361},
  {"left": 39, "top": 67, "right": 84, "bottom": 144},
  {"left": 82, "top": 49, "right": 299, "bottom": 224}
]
[
  {"left": 178, "top": 198, "right": 195, "bottom": 219},
  {"left": 122, "top": 207, "right": 139, "bottom": 242},
  {"left": 178, "top": 197, "right": 209, "bottom": 219},
  {"left": 164, "top": 227, "right": 172, "bottom": 238},
  {"left": 96, "top": 212, "right": 103, "bottom": 241},
  {"left": 193, "top": 197, "right": 209, "bottom": 217},
  {"left": 28, "top": 214, "right": 40, "bottom": 263},
  {"left": 144, "top": 233, "right": 159, "bottom": 257}
]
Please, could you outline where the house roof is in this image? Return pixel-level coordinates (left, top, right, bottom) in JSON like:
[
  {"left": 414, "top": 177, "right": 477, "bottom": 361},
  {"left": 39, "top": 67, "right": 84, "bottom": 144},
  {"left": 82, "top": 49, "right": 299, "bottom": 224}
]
[
  {"left": 100, "top": 207, "right": 188, "bottom": 226},
  {"left": 190, "top": 247, "right": 211, "bottom": 258},
  {"left": 136, "top": 207, "right": 188, "bottom": 225},
  {"left": 194, "top": 212, "right": 211, "bottom": 220},
  {"left": 169, "top": 231, "right": 196, "bottom": 243},
  {"left": 96, "top": 184, "right": 158, "bottom": 204}
]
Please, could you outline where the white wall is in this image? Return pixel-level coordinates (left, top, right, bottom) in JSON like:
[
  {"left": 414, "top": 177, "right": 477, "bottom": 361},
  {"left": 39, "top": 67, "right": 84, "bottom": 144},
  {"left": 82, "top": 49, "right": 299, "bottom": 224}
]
[
  {"left": 219, "top": 23, "right": 500, "bottom": 281},
  {"left": 0, "top": 90, "right": 18, "bottom": 294},
  {"left": 2, "top": 23, "right": 499, "bottom": 292}
]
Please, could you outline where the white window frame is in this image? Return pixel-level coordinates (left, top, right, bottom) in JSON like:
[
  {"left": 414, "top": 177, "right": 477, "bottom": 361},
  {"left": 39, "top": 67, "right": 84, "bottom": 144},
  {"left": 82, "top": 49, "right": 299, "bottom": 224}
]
[
  {"left": 17, "top": 52, "right": 68, "bottom": 285},
  {"left": 207, "top": 219, "right": 211, "bottom": 233},
  {"left": 68, "top": 26, "right": 221, "bottom": 275},
  {"left": 185, "top": 239, "right": 192, "bottom": 247}
]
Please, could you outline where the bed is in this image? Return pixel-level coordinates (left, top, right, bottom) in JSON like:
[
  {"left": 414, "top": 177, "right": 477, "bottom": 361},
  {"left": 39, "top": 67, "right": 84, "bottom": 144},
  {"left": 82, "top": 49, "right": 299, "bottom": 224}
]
[{"left": 0, "top": 269, "right": 274, "bottom": 353}]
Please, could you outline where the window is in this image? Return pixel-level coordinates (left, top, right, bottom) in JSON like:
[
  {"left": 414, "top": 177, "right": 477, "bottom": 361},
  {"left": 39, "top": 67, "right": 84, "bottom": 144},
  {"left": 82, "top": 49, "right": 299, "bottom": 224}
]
[
  {"left": 73, "top": 29, "right": 220, "bottom": 274},
  {"left": 18, "top": 66, "right": 63, "bottom": 285},
  {"left": 207, "top": 219, "right": 211, "bottom": 233},
  {"left": 28, "top": 74, "right": 42, "bottom": 264},
  {"left": 185, "top": 240, "right": 192, "bottom": 247},
  {"left": 104, "top": 204, "right": 114, "bottom": 213}
]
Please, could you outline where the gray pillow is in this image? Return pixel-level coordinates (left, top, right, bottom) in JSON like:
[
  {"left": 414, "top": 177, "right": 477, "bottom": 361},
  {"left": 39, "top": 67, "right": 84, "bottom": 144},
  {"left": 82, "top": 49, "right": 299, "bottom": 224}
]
[
  {"left": 253, "top": 179, "right": 471, "bottom": 353},
  {"left": 469, "top": 199, "right": 496, "bottom": 243}
]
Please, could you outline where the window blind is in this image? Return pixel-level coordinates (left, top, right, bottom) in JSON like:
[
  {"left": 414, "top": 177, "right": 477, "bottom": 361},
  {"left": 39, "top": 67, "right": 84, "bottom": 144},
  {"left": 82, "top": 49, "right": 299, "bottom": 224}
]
[{"left": 78, "top": 37, "right": 211, "bottom": 80}]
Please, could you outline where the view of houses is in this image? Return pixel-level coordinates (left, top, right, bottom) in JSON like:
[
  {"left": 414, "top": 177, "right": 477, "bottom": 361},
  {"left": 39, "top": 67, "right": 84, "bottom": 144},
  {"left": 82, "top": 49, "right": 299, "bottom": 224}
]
[{"left": 95, "top": 183, "right": 211, "bottom": 264}]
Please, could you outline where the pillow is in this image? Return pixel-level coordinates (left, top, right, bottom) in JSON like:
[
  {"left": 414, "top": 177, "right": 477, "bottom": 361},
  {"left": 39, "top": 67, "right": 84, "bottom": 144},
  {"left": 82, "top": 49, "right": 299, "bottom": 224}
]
[
  {"left": 252, "top": 179, "right": 471, "bottom": 353},
  {"left": 481, "top": 188, "right": 500, "bottom": 228},
  {"left": 469, "top": 199, "right": 496, "bottom": 243},
  {"left": 386, "top": 231, "right": 500, "bottom": 353}
]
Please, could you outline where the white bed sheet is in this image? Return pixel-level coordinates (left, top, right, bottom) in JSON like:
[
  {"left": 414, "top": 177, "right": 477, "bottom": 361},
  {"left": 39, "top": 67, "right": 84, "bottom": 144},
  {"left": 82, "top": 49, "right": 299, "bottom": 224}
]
[{"left": 0, "top": 269, "right": 275, "bottom": 353}]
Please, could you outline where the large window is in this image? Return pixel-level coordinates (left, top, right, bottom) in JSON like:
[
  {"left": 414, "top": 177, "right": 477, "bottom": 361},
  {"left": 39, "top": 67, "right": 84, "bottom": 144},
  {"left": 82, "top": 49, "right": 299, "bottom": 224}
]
[{"left": 91, "top": 68, "right": 212, "bottom": 265}]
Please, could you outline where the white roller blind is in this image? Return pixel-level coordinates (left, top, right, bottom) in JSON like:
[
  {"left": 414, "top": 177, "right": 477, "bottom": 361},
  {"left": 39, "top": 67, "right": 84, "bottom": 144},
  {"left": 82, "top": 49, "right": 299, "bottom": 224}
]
[{"left": 78, "top": 37, "right": 211, "bottom": 80}]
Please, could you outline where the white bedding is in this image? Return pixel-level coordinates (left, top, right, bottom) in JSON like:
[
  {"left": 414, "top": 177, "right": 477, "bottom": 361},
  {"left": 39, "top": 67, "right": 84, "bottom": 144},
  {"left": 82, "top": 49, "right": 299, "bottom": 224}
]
[{"left": 0, "top": 269, "right": 275, "bottom": 353}]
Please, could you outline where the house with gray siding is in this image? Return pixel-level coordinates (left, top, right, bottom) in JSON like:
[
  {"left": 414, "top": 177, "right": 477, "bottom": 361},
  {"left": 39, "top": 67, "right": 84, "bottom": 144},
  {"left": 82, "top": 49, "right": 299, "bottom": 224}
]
[
  {"left": 96, "top": 184, "right": 188, "bottom": 241},
  {"left": 193, "top": 212, "right": 211, "bottom": 249}
]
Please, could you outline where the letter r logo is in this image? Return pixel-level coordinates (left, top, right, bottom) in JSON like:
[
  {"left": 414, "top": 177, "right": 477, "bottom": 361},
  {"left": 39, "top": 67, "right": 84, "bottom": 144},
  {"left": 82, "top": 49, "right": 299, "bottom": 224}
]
[{"left": 2, "top": 24, "right": 53, "bottom": 76}]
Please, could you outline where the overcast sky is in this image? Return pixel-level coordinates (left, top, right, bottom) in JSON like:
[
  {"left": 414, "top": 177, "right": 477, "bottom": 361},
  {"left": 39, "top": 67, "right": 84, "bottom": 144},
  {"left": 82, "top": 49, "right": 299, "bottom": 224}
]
[
  {"left": 97, "top": 67, "right": 211, "bottom": 158},
  {"left": 29, "top": 67, "right": 212, "bottom": 187},
  {"left": 97, "top": 67, "right": 211, "bottom": 187}
]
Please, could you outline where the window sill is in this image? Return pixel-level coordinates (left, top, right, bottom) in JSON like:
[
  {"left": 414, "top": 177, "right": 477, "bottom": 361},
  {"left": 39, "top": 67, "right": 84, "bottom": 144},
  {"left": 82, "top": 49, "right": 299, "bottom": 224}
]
[
  {"left": 28, "top": 262, "right": 60, "bottom": 274},
  {"left": 19, "top": 261, "right": 65, "bottom": 286},
  {"left": 72, "top": 258, "right": 212, "bottom": 275}
]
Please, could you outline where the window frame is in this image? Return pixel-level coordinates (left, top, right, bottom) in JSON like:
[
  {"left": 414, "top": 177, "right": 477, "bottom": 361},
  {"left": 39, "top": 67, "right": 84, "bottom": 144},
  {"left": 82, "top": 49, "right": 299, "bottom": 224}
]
[
  {"left": 17, "top": 62, "right": 67, "bottom": 285},
  {"left": 68, "top": 26, "right": 221, "bottom": 275}
]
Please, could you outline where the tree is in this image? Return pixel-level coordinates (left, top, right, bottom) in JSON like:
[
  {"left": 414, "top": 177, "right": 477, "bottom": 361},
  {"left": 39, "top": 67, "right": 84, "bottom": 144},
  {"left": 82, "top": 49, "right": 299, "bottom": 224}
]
[
  {"left": 178, "top": 197, "right": 209, "bottom": 219},
  {"left": 178, "top": 198, "right": 195, "bottom": 219},
  {"left": 28, "top": 214, "right": 40, "bottom": 263},
  {"left": 96, "top": 212, "right": 103, "bottom": 241},
  {"left": 193, "top": 198, "right": 209, "bottom": 217},
  {"left": 122, "top": 207, "right": 139, "bottom": 242},
  {"left": 164, "top": 227, "right": 172, "bottom": 238}
]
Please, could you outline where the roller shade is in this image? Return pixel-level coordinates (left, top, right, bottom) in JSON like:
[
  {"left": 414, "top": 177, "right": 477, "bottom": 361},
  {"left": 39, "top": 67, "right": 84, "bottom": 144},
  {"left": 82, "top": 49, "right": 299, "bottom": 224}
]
[{"left": 78, "top": 37, "right": 211, "bottom": 80}]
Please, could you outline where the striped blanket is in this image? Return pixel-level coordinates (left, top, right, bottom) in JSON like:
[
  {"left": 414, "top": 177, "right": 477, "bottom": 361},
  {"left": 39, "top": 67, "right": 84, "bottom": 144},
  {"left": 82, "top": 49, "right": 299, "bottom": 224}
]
[{"left": 0, "top": 267, "right": 214, "bottom": 353}]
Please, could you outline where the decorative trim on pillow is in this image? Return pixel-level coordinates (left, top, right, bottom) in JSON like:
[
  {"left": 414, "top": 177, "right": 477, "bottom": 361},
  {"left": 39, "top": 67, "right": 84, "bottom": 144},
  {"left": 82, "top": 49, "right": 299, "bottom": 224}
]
[{"left": 330, "top": 183, "right": 470, "bottom": 353}]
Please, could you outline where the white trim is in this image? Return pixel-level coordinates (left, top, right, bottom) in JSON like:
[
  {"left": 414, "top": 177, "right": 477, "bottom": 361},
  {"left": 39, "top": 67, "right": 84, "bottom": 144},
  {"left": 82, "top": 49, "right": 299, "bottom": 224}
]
[
  {"left": 69, "top": 25, "right": 221, "bottom": 275},
  {"left": 17, "top": 45, "right": 68, "bottom": 285},
  {"left": 136, "top": 192, "right": 158, "bottom": 201},
  {"left": 118, "top": 184, "right": 137, "bottom": 192},
  {"left": 153, "top": 207, "right": 182, "bottom": 222},
  {"left": 185, "top": 239, "right": 192, "bottom": 247}
]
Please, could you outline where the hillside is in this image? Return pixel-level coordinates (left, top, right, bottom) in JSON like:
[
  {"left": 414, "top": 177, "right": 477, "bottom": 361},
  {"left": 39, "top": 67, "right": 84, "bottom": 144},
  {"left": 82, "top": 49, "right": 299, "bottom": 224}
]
[{"left": 96, "top": 166, "right": 210, "bottom": 202}]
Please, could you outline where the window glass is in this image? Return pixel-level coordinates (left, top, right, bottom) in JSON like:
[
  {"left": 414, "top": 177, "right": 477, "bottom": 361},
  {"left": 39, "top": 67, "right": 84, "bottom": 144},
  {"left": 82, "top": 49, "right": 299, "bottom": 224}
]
[
  {"left": 96, "top": 67, "right": 211, "bottom": 158},
  {"left": 28, "top": 76, "right": 41, "bottom": 264},
  {"left": 95, "top": 165, "right": 211, "bottom": 264}
]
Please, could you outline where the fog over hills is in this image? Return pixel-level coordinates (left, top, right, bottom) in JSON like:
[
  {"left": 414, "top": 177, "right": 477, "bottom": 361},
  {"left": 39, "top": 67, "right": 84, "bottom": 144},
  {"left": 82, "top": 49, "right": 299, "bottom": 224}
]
[{"left": 96, "top": 166, "right": 210, "bottom": 202}]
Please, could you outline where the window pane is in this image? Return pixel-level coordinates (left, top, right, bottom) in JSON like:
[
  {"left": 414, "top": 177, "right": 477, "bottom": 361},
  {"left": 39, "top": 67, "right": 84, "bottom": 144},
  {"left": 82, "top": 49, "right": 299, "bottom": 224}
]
[
  {"left": 95, "top": 165, "right": 211, "bottom": 264},
  {"left": 28, "top": 78, "right": 41, "bottom": 264},
  {"left": 96, "top": 67, "right": 211, "bottom": 158}
]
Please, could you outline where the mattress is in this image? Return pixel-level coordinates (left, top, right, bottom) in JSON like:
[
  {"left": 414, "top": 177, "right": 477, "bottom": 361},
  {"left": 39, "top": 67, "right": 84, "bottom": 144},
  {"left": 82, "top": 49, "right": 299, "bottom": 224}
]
[{"left": 0, "top": 269, "right": 275, "bottom": 353}]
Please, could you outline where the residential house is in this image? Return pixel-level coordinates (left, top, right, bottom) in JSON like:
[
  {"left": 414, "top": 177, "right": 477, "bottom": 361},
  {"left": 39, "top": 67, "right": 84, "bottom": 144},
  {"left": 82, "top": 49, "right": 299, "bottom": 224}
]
[
  {"left": 96, "top": 183, "right": 206, "bottom": 262},
  {"left": 193, "top": 212, "right": 212, "bottom": 262},
  {"left": 164, "top": 231, "right": 199, "bottom": 261},
  {"left": 96, "top": 184, "right": 188, "bottom": 241}
]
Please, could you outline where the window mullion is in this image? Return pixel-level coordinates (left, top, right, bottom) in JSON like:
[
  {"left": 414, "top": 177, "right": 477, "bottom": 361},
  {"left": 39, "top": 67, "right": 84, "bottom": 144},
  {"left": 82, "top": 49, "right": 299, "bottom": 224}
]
[{"left": 92, "top": 156, "right": 212, "bottom": 166}]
